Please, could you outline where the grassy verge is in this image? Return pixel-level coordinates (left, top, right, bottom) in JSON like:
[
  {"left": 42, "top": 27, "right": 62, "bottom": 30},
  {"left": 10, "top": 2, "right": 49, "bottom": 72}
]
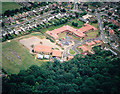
[
  {"left": 77, "top": 48, "right": 83, "bottom": 53},
  {"left": 69, "top": 49, "right": 75, "bottom": 55}
]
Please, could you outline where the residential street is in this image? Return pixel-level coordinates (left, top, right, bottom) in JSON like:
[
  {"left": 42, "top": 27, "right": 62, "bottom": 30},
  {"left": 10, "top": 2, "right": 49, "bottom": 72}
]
[{"left": 6, "top": 11, "right": 53, "bottom": 29}]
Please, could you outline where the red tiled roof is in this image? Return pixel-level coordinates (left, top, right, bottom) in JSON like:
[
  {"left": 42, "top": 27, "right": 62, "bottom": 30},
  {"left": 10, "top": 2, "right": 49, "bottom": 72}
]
[
  {"left": 52, "top": 50, "right": 62, "bottom": 57},
  {"left": 86, "top": 41, "right": 96, "bottom": 46},
  {"left": 109, "top": 29, "right": 114, "bottom": 35},
  {"left": 78, "top": 23, "right": 97, "bottom": 33},
  {"left": 109, "top": 19, "right": 120, "bottom": 27},
  {"left": 78, "top": 46, "right": 88, "bottom": 52},
  {"left": 94, "top": 40, "right": 101, "bottom": 43},
  {"left": 68, "top": 56, "right": 74, "bottom": 60},
  {"left": 81, "top": 52, "right": 88, "bottom": 55},
  {"left": 46, "top": 25, "right": 85, "bottom": 39},
  {"left": 68, "top": 5, "right": 71, "bottom": 7},
  {"left": 88, "top": 50, "right": 94, "bottom": 54},
  {"left": 34, "top": 45, "right": 52, "bottom": 53}
]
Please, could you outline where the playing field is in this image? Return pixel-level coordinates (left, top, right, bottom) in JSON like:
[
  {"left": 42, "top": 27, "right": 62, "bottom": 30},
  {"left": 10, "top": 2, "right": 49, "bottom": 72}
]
[
  {"left": 2, "top": 2, "right": 22, "bottom": 14},
  {"left": 2, "top": 32, "right": 46, "bottom": 74}
]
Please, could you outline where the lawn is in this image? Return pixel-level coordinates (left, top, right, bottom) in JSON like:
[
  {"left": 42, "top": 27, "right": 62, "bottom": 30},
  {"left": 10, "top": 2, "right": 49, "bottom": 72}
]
[
  {"left": 2, "top": 2, "right": 22, "bottom": 14},
  {"left": 83, "top": 45, "right": 92, "bottom": 51},
  {"left": 2, "top": 32, "right": 46, "bottom": 74},
  {"left": 57, "top": 32, "right": 67, "bottom": 39},
  {"left": 84, "top": 31, "right": 99, "bottom": 40},
  {"left": 69, "top": 49, "right": 75, "bottom": 55},
  {"left": 90, "top": 23, "right": 99, "bottom": 29},
  {"left": 77, "top": 48, "right": 83, "bottom": 53},
  {"left": 70, "top": 19, "right": 84, "bottom": 29}
]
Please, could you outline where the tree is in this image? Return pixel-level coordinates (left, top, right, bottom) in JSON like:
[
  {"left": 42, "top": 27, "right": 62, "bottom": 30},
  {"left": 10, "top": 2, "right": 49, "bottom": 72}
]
[
  {"left": 92, "top": 9, "right": 95, "bottom": 13},
  {"left": 24, "top": 75, "right": 35, "bottom": 85},
  {"left": 40, "top": 11, "right": 43, "bottom": 15},
  {"left": 108, "top": 12, "right": 112, "bottom": 16},
  {"left": 2, "top": 46, "right": 120, "bottom": 94},
  {"left": 45, "top": 9, "right": 48, "bottom": 12}
]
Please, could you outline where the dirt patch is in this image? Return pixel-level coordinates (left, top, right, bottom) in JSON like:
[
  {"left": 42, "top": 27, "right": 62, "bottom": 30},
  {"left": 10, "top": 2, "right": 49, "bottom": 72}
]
[{"left": 19, "top": 36, "right": 62, "bottom": 53}]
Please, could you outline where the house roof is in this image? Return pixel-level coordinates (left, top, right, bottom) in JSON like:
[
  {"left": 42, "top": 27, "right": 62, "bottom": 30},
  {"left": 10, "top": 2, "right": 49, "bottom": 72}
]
[
  {"left": 52, "top": 50, "right": 62, "bottom": 57},
  {"left": 68, "top": 56, "right": 74, "bottom": 60},
  {"left": 109, "top": 29, "right": 114, "bottom": 35},
  {"left": 108, "top": 19, "right": 120, "bottom": 27},
  {"left": 78, "top": 46, "right": 88, "bottom": 52},
  {"left": 46, "top": 25, "right": 85, "bottom": 39},
  {"left": 82, "top": 14, "right": 92, "bottom": 19},
  {"left": 78, "top": 23, "right": 97, "bottom": 33},
  {"left": 34, "top": 45, "right": 52, "bottom": 53},
  {"left": 81, "top": 52, "right": 88, "bottom": 55},
  {"left": 94, "top": 40, "right": 101, "bottom": 43},
  {"left": 79, "top": 17, "right": 88, "bottom": 23},
  {"left": 86, "top": 41, "right": 96, "bottom": 46},
  {"left": 88, "top": 50, "right": 94, "bottom": 54}
]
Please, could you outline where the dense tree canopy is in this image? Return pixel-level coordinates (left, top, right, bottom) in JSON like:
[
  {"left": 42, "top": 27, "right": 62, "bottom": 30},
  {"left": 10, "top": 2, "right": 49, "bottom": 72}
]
[{"left": 2, "top": 46, "right": 120, "bottom": 94}]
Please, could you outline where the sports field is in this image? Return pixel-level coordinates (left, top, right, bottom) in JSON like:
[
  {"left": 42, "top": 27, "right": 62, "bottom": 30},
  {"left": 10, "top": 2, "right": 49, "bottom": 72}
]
[
  {"left": 2, "top": 2, "right": 22, "bottom": 14},
  {"left": 2, "top": 32, "right": 46, "bottom": 74}
]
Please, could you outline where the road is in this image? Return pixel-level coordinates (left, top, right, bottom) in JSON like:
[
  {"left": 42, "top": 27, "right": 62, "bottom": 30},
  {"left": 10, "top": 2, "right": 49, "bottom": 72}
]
[
  {"left": 96, "top": 12, "right": 120, "bottom": 54},
  {"left": 64, "top": 10, "right": 119, "bottom": 56},
  {"left": 96, "top": 13, "right": 107, "bottom": 43},
  {"left": 64, "top": 36, "right": 101, "bottom": 56}
]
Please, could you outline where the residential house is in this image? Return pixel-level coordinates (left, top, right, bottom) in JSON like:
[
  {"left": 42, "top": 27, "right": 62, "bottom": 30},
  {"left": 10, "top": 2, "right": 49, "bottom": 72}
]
[
  {"left": 68, "top": 56, "right": 74, "bottom": 60},
  {"left": 14, "top": 27, "right": 22, "bottom": 34},
  {"left": 2, "top": 31, "right": 7, "bottom": 36},
  {"left": 79, "top": 17, "right": 88, "bottom": 23},
  {"left": 94, "top": 40, "right": 101, "bottom": 44},
  {"left": 9, "top": 17, "right": 15, "bottom": 23},
  {"left": 82, "top": 14, "right": 92, "bottom": 20},
  {"left": 109, "top": 29, "right": 114, "bottom": 36}
]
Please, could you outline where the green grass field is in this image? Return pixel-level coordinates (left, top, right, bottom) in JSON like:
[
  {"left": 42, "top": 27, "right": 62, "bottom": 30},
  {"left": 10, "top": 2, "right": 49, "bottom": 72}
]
[
  {"left": 84, "top": 31, "right": 99, "bottom": 40},
  {"left": 58, "top": 32, "right": 67, "bottom": 39},
  {"left": 2, "top": 2, "right": 22, "bottom": 14},
  {"left": 76, "top": 48, "right": 83, "bottom": 53},
  {"left": 69, "top": 49, "right": 75, "bottom": 55},
  {"left": 2, "top": 32, "right": 46, "bottom": 74},
  {"left": 90, "top": 23, "right": 99, "bottom": 29}
]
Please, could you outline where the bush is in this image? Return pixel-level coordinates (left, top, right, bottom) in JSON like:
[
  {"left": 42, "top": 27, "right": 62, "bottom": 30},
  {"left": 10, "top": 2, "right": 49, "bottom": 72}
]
[{"left": 46, "top": 37, "right": 54, "bottom": 43}]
